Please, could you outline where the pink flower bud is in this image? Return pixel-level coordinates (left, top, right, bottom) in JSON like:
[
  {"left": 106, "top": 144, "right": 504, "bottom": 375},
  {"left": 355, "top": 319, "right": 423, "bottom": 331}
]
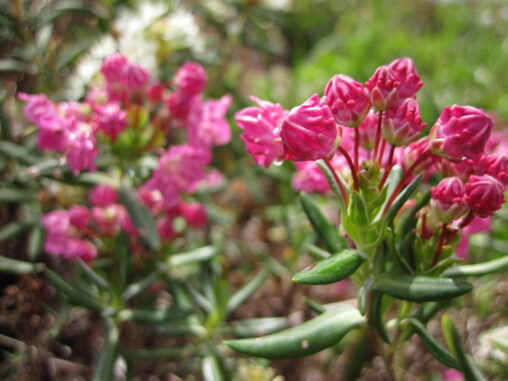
[
  {"left": 37, "top": 115, "right": 68, "bottom": 152},
  {"left": 292, "top": 161, "right": 330, "bottom": 194},
  {"left": 281, "top": 94, "right": 340, "bottom": 161},
  {"left": 69, "top": 205, "right": 90, "bottom": 229},
  {"left": 178, "top": 202, "right": 208, "bottom": 227},
  {"left": 382, "top": 99, "right": 426, "bottom": 146},
  {"left": 429, "top": 105, "right": 493, "bottom": 162},
  {"left": 65, "top": 238, "right": 97, "bottom": 262},
  {"left": 365, "top": 66, "right": 400, "bottom": 111},
  {"left": 324, "top": 74, "right": 370, "bottom": 127},
  {"left": 402, "top": 137, "right": 441, "bottom": 174},
  {"left": 147, "top": 81, "right": 166, "bottom": 103},
  {"left": 465, "top": 175, "right": 505, "bottom": 217},
  {"left": 388, "top": 58, "right": 423, "bottom": 99},
  {"left": 167, "top": 91, "right": 197, "bottom": 121},
  {"left": 18, "top": 93, "right": 56, "bottom": 124},
  {"left": 121, "top": 62, "right": 150, "bottom": 90},
  {"left": 65, "top": 122, "right": 98, "bottom": 175},
  {"left": 92, "top": 205, "right": 123, "bottom": 236},
  {"left": 157, "top": 217, "right": 177, "bottom": 242},
  {"left": 93, "top": 102, "right": 128, "bottom": 141},
  {"left": 174, "top": 61, "right": 207, "bottom": 95},
  {"left": 235, "top": 96, "right": 285, "bottom": 167},
  {"left": 89, "top": 185, "right": 118, "bottom": 207},
  {"left": 188, "top": 95, "right": 232, "bottom": 147},
  {"left": 357, "top": 112, "right": 377, "bottom": 150},
  {"left": 100, "top": 53, "right": 129, "bottom": 83},
  {"left": 441, "top": 369, "right": 464, "bottom": 381},
  {"left": 430, "top": 177, "right": 468, "bottom": 223},
  {"left": 484, "top": 154, "right": 508, "bottom": 186}
]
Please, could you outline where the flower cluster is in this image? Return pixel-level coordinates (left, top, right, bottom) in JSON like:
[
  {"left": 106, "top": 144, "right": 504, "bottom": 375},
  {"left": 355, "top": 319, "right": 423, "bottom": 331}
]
[
  {"left": 21, "top": 54, "right": 231, "bottom": 261},
  {"left": 236, "top": 57, "right": 507, "bottom": 263}
]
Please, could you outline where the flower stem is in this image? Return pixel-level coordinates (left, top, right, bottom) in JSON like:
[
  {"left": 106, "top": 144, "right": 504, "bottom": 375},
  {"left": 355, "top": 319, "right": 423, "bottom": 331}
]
[
  {"left": 431, "top": 223, "right": 448, "bottom": 267},
  {"left": 324, "top": 158, "right": 349, "bottom": 204},
  {"left": 373, "top": 110, "right": 384, "bottom": 161},
  {"left": 378, "top": 144, "right": 396, "bottom": 189},
  {"left": 383, "top": 149, "right": 431, "bottom": 215},
  {"left": 354, "top": 127, "right": 360, "bottom": 171},
  {"left": 377, "top": 139, "right": 387, "bottom": 163},
  {"left": 337, "top": 146, "right": 359, "bottom": 191}
]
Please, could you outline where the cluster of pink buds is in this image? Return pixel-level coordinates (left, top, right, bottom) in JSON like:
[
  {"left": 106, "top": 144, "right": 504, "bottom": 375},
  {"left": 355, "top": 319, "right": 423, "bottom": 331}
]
[
  {"left": 236, "top": 57, "right": 507, "bottom": 261},
  {"left": 19, "top": 54, "right": 231, "bottom": 175},
  {"left": 22, "top": 54, "right": 231, "bottom": 262}
]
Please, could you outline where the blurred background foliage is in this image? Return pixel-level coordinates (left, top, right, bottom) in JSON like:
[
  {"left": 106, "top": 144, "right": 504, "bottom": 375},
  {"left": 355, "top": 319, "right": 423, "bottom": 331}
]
[{"left": 1, "top": 0, "right": 508, "bottom": 380}]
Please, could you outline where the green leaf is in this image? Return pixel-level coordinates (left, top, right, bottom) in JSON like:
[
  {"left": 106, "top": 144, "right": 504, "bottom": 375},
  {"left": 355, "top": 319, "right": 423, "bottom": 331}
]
[
  {"left": 0, "top": 141, "right": 38, "bottom": 164},
  {"left": 299, "top": 193, "right": 344, "bottom": 253},
  {"left": 0, "top": 188, "right": 36, "bottom": 203},
  {"left": 28, "top": 225, "right": 44, "bottom": 261},
  {"left": 224, "top": 305, "right": 365, "bottom": 359},
  {"left": 358, "top": 278, "right": 374, "bottom": 315},
  {"left": 0, "top": 221, "right": 34, "bottom": 241},
  {"left": 119, "top": 184, "right": 160, "bottom": 251},
  {"left": 384, "top": 173, "right": 423, "bottom": 224},
  {"left": 407, "top": 318, "right": 460, "bottom": 369},
  {"left": 232, "top": 317, "right": 289, "bottom": 338},
  {"left": 202, "top": 354, "right": 226, "bottom": 381},
  {"left": 304, "top": 297, "right": 327, "bottom": 314},
  {"left": 373, "top": 275, "right": 472, "bottom": 302},
  {"left": 491, "top": 338, "right": 508, "bottom": 354},
  {"left": 0, "top": 59, "right": 35, "bottom": 74},
  {"left": 92, "top": 318, "right": 119, "bottom": 381},
  {"left": 122, "top": 269, "right": 160, "bottom": 302},
  {"left": 443, "top": 256, "right": 508, "bottom": 277},
  {"left": 226, "top": 269, "right": 268, "bottom": 315},
  {"left": 316, "top": 160, "right": 347, "bottom": 209},
  {"left": 306, "top": 244, "right": 332, "bottom": 260},
  {"left": 0, "top": 256, "right": 42, "bottom": 274},
  {"left": 441, "top": 314, "right": 487, "bottom": 381},
  {"left": 119, "top": 307, "right": 192, "bottom": 325},
  {"left": 45, "top": 270, "right": 102, "bottom": 313},
  {"left": 368, "top": 291, "right": 390, "bottom": 343},
  {"left": 293, "top": 249, "right": 366, "bottom": 285},
  {"left": 168, "top": 246, "right": 219, "bottom": 267},
  {"left": 77, "top": 260, "right": 110, "bottom": 292}
]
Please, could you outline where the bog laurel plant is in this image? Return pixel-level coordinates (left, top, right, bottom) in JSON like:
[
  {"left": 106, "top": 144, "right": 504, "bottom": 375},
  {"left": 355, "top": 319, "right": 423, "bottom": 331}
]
[{"left": 229, "top": 57, "right": 508, "bottom": 380}]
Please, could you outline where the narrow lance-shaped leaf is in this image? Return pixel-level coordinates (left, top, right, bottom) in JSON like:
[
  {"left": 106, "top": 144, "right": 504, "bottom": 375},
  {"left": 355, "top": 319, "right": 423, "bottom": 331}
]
[
  {"left": 202, "top": 354, "right": 226, "bottom": 381},
  {"left": 373, "top": 275, "right": 472, "bottom": 302},
  {"left": 231, "top": 317, "right": 289, "bottom": 338},
  {"left": 92, "top": 318, "right": 119, "bottom": 381},
  {"left": 300, "top": 193, "right": 344, "bottom": 253},
  {"left": 122, "top": 269, "right": 160, "bottom": 302},
  {"left": 441, "top": 314, "right": 488, "bottom": 381},
  {"left": 168, "top": 246, "right": 219, "bottom": 267},
  {"left": 0, "top": 256, "right": 43, "bottom": 274},
  {"left": 119, "top": 184, "right": 160, "bottom": 251},
  {"left": 293, "top": 249, "right": 366, "bottom": 285},
  {"left": 384, "top": 173, "right": 423, "bottom": 224},
  {"left": 224, "top": 305, "right": 365, "bottom": 359},
  {"left": 407, "top": 318, "right": 460, "bottom": 369},
  {"left": 122, "top": 347, "right": 185, "bottom": 361},
  {"left": 316, "top": 160, "right": 347, "bottom": 210},
  {"left": 443, "top": 256, "right": 508, "bottom": 278},
  {"left": 226, "top": 269, "right": 268, "bottom": 315},
  {"left": 368, "top": 291, "right": 390, "bottom": 343}
]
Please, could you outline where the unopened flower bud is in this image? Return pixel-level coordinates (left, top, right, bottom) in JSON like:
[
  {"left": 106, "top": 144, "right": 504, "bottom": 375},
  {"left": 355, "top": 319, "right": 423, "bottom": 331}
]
[
  {"left": 383, "top": 98, "right": 426, "bottom": 146},
  {"left": 388, "top": 58, "right": 423, "bottom": 99},
  {"left": 365, "top": 66, "right": 400, "bottom": 111},
  {"left": 281, "top": 94, "right": 340, "bottom": 161},
  {"left": 465, "top": 175, "right": 505, "bottom": 217},
  {"left": 174, "top": 61, "right": 207, "bottom": 95},
  {"left": 430, "top": 177, "right": 468, "bottom": 223},
  {"left": 324, "top": 74, "right": 370, "bottom": 127},
  {"left": 429, "top": 105, "right": 493, "bottom": 162},
  {"left": 483, "top": 154, "right": 508, "bottom": 186}
]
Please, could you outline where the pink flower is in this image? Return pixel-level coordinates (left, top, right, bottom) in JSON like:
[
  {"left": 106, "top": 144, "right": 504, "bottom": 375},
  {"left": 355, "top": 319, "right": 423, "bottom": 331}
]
[
  {"left": 18, "top": 93, "right": 56, "bottom": 124},
  {"left": 100, "top": 53, "right": 129, "bottom": 83},
  {"left": 456, "top": 216, "right": 491, "bottom": 259},
  {"left": 121, "top": 62, "right": 150, "bottom": 90},
  {"left": 92, "top": 102, "right": 128, "bottom": 141},
  {"left": 388, "top": 58, "right": 423, "bottom": 99},
  {"left": 484, "top": 154, "right": 508, "bottom": 186},
  {"left": 324, "top": 74, "right": 370, "bottom": 127},
  {"left": 382, "top": 98, "right": 426, "bottom": 146},
  {"left": 235, "top": 97, "right": 285, "bottom": 167},
  {"left": 430, "top": 177, "right": 468, "bottom": 223},
  {"left": 441, "top": 369, "right": 464, "bottom": 381},
  {"left": 429, "top": 105, "right": 493, "bottom": 162},
  {"left": 292, "top": 161, "right": 330, "bottom": 194},
  {"left": 281, "top": 94, "right": 340, "bottom": 161},
  {"left": 65, "top": 122, "right": 98, "bottom": 175},
  {"left": 401, "top": 137, "right": 440, "bottom": 174},
  {"left": 69, "top": 205, "right": 91, "bottom": 229},
  {"left": 365, "top": 66, "right": 400, "bottom": 111},
  {"left": 188, "top": 95, "right": 232, "bottom": 147},
  {"left": 42, "top": 210, "right": 71, "bottom": 237},
  {"left": 357, "top": 112, "right": 377, "bottom": 151},
  {"left": 147, "top": 81, "right": 166, "bottom": 103},
  {"left": 89, "top": 185, "right": 118, "bottom": 207},
  {"left": 64, "top": 238, "right": 97, "bottom": 262},
  {"left": 173, "top": 61, "right": 207, "bottom": 95},
  {"left": 178, "top": 202, "right": 208, "bottom": 227},
  {"left": 167, "top": 91, "right": 197, "bottom": 121},
  {"left": 465, "top": 175, "right": 505, "bottom": 217},
  {"left": 36, "top": 114, "right": 68, "bottom": 152},
  {"left": 92, "top": 205, "right": 124, "bottom": 236},
  {"left": 157, "top": 217, "right": 177, "bottom": 242}
]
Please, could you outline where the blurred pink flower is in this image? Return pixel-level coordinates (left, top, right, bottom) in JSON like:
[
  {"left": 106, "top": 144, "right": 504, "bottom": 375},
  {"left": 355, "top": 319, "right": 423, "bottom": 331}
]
[
  {"left": 188, "top": 95, "right": 232, "bottom": 147},
  {"left": 89, "top": 185, "right": 118, "bottom": 207},
  {"left": 174, "top": 61, "right": 207, "bottom": 95}
]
